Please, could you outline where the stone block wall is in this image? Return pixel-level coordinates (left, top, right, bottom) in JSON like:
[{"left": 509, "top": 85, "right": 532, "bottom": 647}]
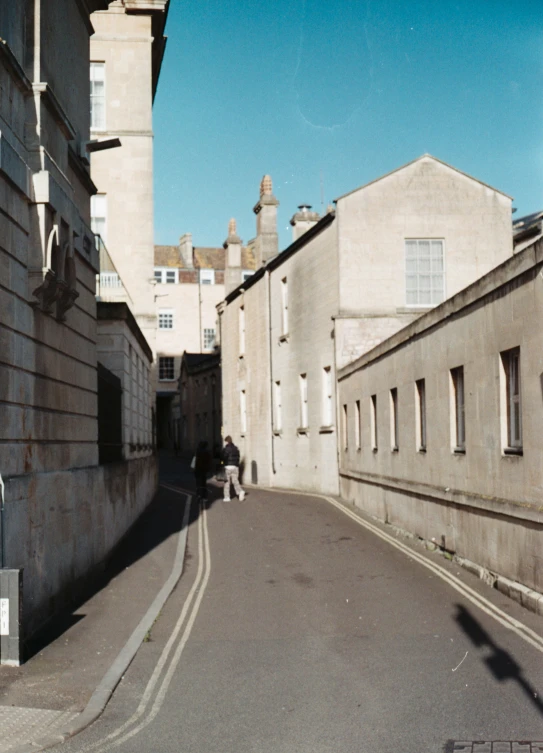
[{"left": 338, "top": 239, "right": 543, "bottom": 592}]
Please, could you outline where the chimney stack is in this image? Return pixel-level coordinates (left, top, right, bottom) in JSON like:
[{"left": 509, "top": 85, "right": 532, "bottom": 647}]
[
  {"left": 253, "top": 174, "right": 279, "bottom": 268},
  {"left": 289, "top": 204, "right": 320, "bottom": 241},
  {"left": 223, "top": 218, "right": 242, "bottom": 295},
  {"left": 178, "top": 233, "right": 194, "bottom": 268}
]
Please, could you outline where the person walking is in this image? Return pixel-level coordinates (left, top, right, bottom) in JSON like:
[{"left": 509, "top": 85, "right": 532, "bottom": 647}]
[
  {"left": 193, "top": 440, "right": 212, "bottom": 502},
  {"left": 222, "top": 435, "right": 245, "bottom": 502}
]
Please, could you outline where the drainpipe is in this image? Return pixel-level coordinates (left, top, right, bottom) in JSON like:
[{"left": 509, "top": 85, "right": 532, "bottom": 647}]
[
  {"left": 0, "top": 473, "right": 5, "bottom": 568},
  {"left": 267, "top": 268, "right": 276, "bottom": 475}
]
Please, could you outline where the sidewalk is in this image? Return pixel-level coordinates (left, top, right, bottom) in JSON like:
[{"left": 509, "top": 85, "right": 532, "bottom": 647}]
[{"left": 0, "top": 453, "right": 193, "bottom": 753}]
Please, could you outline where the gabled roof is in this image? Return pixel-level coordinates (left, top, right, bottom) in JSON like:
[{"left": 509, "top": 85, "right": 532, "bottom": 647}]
[{"left": 334, "top": 154, "right": 513, "bottom": 203}]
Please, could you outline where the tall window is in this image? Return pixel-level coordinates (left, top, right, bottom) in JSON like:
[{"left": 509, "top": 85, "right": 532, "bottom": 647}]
[
  {"left": 299, "top": 373, "right": 308, "bottom": 428},
  {"left": 158, "top": 310, "right": 174, "bottom": 329},
  {"left": 405, "top": 239, "right": 444, "bottom": 306},
  {"left": 501, "top": 348, "right": 522, "bottom": 453},
  {"left": 274, "top": 381, "right": 282, "bottom": 432},
  {"left": 355, "top": 400, "right": 361, "bottom": 450},
  {"left": 159, "top": 357, "right": 175, "bottom": 381},
  {"left": 390, "top": 388, "right": 398, "bottom": 451},
  {"left": 239, "top": 306, "right": 245, "bottom": 355},
  {"left": 415, "top": 379, "right": 426, "bottom": 451},
  {"left": 203, "top": 328, "right": 215, "bottom": 349},
  {"left": 91, "top": 194, "right": 107, "bottom": 242},
  {"left": 281, "top": 277, "right": 289, "bottom": 335},
  {"left": 200, "top": 269, "right": 215, "bottom": 285},
  {"left": 322, "top": 366, "right": 333, "bottom": 426},
  {"left": 342, "top": 404, "right": 348, "bottom": 450},
  {"left": 240, "top": 389, "right": 247, "bottom": 434},
  {"left": 451, "top": 367, "right": 465, "bottom": 452},
  {"left": 370, "top": 394, "right": 378, "bottom": 451},
  {"left": 90, "top": 62, "right": 106, "bottom": 131}
]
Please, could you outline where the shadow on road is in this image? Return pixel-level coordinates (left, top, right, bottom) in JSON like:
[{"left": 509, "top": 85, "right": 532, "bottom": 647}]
[
  {"left": 25, "top": 452, "right": 222, "bottom": 659},
  {"left": 454, "top": 603, "right": 543, "bottom": 716}
]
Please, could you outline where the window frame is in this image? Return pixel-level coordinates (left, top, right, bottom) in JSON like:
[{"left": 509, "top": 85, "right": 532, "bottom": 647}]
[
  {"left": 158, "top": 356, "right": 175, "bottom": 381},
  {"left": 370, "top": 394, "right": 378, "bottom": 452},
  {"left": 355, "top": 399, "right": 361, "bottom": 450},
  {"left": 281, "top": 277, "right": 289, "bottom": 336},
  {"left": 450, "top": 366, "right": 465, "bottom": 453},
  {"left": 405, "top": 238, "right": 445, "bottom": 308},
  {"left": 239, "top": 306, "right": 245, "bottom": 356},
  {"left": 203, "top": 328, "right": 216, "bottom": 350},
  {"left": 274, "top": 380, "right": 282, "bottom": 433},
  {"left": 390, "top": 387, "right": 399, "bottom": 451},
  {"left": 90, "top": 61, "right": 106, "bottom": 132},
  {"left": 299, "top": 373, "right": 308, "bottom": 430},
  {"left": 240, "top": 389, "right": 247, "bottom": 435},
  {"left": 322, "top": 366, "right": 333, "bottom": 427},
  {"left": 154, "top": 267, "right": 179, "bottom": 285},
  {"left": 158, "top": 309, "right": 174, "bottom": 330},
  {"left": 501, "top": 348, "right": 522, "bottom": 454},
  {"left": 199, "top": 269, "right": 215, "bottom": 285},
  {"left": 415, "top": 379, "right": 427, "bottom": 452}
]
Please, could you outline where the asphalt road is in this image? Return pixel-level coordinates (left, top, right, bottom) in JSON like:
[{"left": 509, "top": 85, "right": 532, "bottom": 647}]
[{"left": 60, "top": 483, "right": 543, "bottom": 753}]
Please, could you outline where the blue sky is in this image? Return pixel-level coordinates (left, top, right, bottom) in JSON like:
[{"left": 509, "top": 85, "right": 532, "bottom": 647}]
[{"left": 153, "top": 0, "right": 543, "bottom": 250}]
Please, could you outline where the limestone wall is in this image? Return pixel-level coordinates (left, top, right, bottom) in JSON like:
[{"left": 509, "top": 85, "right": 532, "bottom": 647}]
[{"left": 338, "top": 239, "right": 543, "bottom": 592}]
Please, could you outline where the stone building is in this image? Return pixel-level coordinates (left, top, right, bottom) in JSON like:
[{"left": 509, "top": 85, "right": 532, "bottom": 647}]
[
  {"left": 0, "top": 0, "right": 157, "bottom": 663},
  {"left": 219, "top": 157, "right": 514, "bottom": 495},
  {"left": 338, "top": 236, "right": 543, "bottom": 597},
  {"left": 90, "top": 0, "right": 169, "bottom": 366},
  {"left": 153, "top": 228, "right": 255, "bottom": 448},
  {"left": 175, "top": 352, "right": 222, "bottom": 456}
]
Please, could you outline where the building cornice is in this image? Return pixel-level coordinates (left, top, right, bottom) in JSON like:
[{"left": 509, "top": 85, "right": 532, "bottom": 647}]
[
  {"left": 0, "top": 39, "right": 32, "bottom": 93},
  {"left": 68, "top": 144, "right": 98, "bottom": 196},
  {"left": 33, "top": 83, "right": 77, "bottom": 141},
  {"left": 97, "top": 302, "right": 154, "bottom": 362}
]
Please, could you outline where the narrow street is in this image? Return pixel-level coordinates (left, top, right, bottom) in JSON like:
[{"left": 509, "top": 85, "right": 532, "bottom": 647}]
[{"left": 61, "top": 478, "right": 543, "bottom": 753}]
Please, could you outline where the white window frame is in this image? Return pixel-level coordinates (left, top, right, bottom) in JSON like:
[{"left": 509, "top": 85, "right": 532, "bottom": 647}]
[
  {"left": 274, "top": 381, "right": 282, "bottom": 432},
  {"left": 415, "top": 379, "right": 426, "bottom": 451},
  {"left": 159, "top": 356, "right": 175, "bottom": 381},
  {"left": 240, "top": 389, "right": 247, "bottom": 434},
  {"left": 199, "top": 269, "right": 215, "bottom": 285},
  {"left": 405, "top": 239, "right": 445, "bottom": 307},
  {"left": 90, "top": 62, "right": 106, "bottom": 131},
  {"left": 450, "top": 367, "right": 465, "bottom": 453},
  {"left": 158, "top": 309, "right": 174, "bottom": 330},
  {"left": 154, "top": 267, "right": 179, "bottom": 284},
  {"left": 299, "top": 373, "right": 308, "bottom": 429},
  {"left": 91, "top": 194, "right": 107, "bottom": 243},
  {"left": 355, "top": 400, "right": 361, "bottom": 450},
  {"left": 500, "top": 348, "right": 522, "bottom": 453},
  {"left": 242, "top": 270, "right": 254, "bottom": 281},
  {"left": 342, "top": 404, "right": 348, "bottom": 451},
  {"left": 322, "top": 366, "right": 333, "bottom": 427},
  {"left": 239, "top": 306, "right": 245, "bottom": 356},
  {"left": 281, "top": 277, "right": 289, "bottom": 336},
  {"left": 203, "top": 328, "right": 216, "bottom": 350}
]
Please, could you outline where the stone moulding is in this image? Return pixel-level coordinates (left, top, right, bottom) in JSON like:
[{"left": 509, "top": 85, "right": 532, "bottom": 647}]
[{"left": 31, "top": 227, "right": 79, "bottom": 320}]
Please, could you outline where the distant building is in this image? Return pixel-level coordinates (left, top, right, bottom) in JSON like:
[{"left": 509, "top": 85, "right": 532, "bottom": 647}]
[
  {"left": 513, "top": 210, "right": 543, "bottom": 253},
  {"left": 153, "top": 230, "right": 255, "bottom": 448},
  {"left": 173, "top": 352, "right": 222, "bottom": 457},
  {"left": 219, "top": 156, "right": 514, "bottom": 494}
]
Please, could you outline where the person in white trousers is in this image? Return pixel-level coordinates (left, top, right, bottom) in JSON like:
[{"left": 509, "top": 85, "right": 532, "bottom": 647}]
[{"left": 222, "top": 435, "right": 245, "bottom": 501}]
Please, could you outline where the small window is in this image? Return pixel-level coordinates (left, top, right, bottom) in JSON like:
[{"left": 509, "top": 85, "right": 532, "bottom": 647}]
[
  {"left": 240, "top": 389, "right": 247, "bottom": 434},
  {"left": 274, "top": 381, "right": 282, "bottom": 432},
  {"left": 281, "top": 277, "right": 289, "bottom": 335},
  {"left": 355, "top": 400, "right": 361, "bottom": 450},
  {"left": 154, "top": 269, "right": 163, "bottom": 282},
  {"left": 405, "top": 239, "right": 444, "bottom": 307},
  {"left": 239, "top": 306, "right": 245, "bottom": 356},
  {"left": 370, "top": 395, "right": 377, "bottom": 451},
  {"left": 165, "top": 269, "right": 177, "bottom": 284},
  {"left": 91, "top": 194, "right": 107, "bottom": 242},
  {"left": 203, "top": 328, "right": 215, "bottom": 349},
  {"left": 415, "top": 379, "right": 426, "bottom": 451},
  {"left": 159, "top": 357, "right": 175, "bottom": 381},
  {"left": 158, "top": 310, "right": 174, "bottom": 329},
  {"left": 342, "top": 404, "right": 348, "bottom": 450},
  {"left": 390, "top": 388, "right": 398, "bottom": 451},
  {"left": 300, "top": 373, "right": 308, "bottom": 429},
  {"left": 200, "top": 269, "right": 215, "bottom": 285},
  {"left": 501, "top": 348, "right": 522, "bottom": 453},
  {"left": 322, "top": 366, "right": 333, "bottom": 426},
  {"left": 90, "top": 62, "right": 106, "bottom": 131},
  {"left": 450, "top": 367, "right": 465, "bottom": 453}
]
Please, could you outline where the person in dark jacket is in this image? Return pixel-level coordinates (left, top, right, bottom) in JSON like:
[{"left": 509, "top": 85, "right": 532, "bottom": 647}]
[
  {"left": 194, "top": 441, "right": 212, "bottom": 501},
  {"left": 222, "top": 435, "right": 245, "bottom": 501}
]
